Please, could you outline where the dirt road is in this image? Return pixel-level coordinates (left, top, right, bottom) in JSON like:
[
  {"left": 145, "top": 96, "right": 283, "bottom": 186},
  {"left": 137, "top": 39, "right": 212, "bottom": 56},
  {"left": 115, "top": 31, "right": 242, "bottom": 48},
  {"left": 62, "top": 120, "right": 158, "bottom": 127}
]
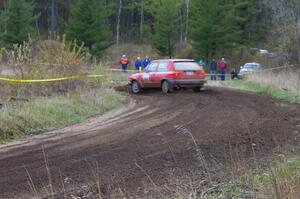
[{"left": 0, "top": 87, "right": 300, "bottom": 198}]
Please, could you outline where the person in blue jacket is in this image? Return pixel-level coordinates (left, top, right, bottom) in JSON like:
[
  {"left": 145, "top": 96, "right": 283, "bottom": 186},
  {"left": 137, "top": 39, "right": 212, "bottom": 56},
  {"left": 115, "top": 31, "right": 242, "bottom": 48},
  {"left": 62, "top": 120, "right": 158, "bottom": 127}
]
[
  {"left": 135, "top": 57, "right": 143, "bottom": 71},
  {"left": 209, "top": 58, "right": 218, "bottom": 80},
  {"left": 143, "top": 56, "right": 151, "bottom": 68},
  {"left": 199, "top": 58, "right": 207, "bottom": 71}
]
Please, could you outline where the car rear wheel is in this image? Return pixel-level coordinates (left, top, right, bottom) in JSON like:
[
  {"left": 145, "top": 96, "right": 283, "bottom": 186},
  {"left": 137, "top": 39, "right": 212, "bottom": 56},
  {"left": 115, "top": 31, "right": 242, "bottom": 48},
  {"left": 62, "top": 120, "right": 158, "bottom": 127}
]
[
  {"left": 131, "top": 81, "right": 140, "bottom": 94},
  {"left": 193, "top": 86, "right": 203, "bottom": 92},
  {"left": 161, "top": 80, "right": 173, "bottom": 93}
]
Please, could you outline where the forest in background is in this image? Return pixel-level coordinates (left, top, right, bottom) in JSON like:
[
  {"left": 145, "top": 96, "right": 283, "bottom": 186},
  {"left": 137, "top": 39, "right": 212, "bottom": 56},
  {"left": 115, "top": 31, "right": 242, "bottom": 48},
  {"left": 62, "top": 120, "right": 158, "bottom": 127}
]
[{"left": 0, "top": 0, "right": 299, "bottom": 64}]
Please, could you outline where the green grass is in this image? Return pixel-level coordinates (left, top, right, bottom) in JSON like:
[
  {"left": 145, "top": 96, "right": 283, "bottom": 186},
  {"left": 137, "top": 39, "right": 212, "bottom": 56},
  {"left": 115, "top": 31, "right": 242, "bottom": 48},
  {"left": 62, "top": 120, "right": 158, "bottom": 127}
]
[
  {"left": 0, "top": 88, "right": 125, "bottom": 143},
  {"left": 228, "top": 80, "right": 300, "bottom": 104}
]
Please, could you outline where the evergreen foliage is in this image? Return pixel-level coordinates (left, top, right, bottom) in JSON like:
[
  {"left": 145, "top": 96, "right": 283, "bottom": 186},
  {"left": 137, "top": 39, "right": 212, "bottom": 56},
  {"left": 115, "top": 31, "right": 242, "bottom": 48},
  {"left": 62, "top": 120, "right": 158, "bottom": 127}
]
[
  {"left": 190, "top": 0, "right": 266, "bottom": 60},
  {"left": 0, "top": 0, "right": 38, "bottom": 46},
  {"left": 151, "top": 0, "right": 180, "bottom": 58},
  {"left": 66, "top": 0, "right": 111, "bottom": 56},
  {"left": 0, "top": 0, "right": 271, "bottom": 60}
]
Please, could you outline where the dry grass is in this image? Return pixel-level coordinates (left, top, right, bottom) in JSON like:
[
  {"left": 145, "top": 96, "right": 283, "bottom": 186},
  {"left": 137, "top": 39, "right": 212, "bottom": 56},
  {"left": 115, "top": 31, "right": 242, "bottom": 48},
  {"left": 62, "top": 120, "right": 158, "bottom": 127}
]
[
  {"left": 229, "top": 68, "right": 300, "bottom": 104},
  {"left": 246, "top": 68, "right": 300, "bottom": 95},
  {"left": 0, "top": 37, "right": 126, "bottom": 143},
  {"left": 0, "top": 36, "right": 87, "bottom": 98}
]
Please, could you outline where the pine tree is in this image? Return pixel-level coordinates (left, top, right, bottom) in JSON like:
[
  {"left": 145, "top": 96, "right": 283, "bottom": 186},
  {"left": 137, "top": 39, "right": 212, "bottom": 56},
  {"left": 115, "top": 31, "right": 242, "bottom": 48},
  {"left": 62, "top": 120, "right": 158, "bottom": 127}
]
[
  {"left": 151, "top": 0, "right": 180, "bottom": 58},
  {"left": 190, "top": 0, "right": 220, "bottom": 60},
  {"left": 190, "top": 0, "right": 265, "bottom": 60},
  {"left": 66, "top": 0, "right": 111, "bottom": 56},
  {"left": 0, "top": 0, "right": 38, "bottom": 46},
  {"left": 233, "top": 0, "right": 266, "bottom": 46}
]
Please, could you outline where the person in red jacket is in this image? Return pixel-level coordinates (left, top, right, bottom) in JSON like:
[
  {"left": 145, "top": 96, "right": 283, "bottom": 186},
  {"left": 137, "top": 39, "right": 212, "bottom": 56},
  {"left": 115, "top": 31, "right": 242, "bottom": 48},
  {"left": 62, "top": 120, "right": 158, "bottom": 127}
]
[
  {"left": 120, "top": 55, "right": 129, "bottom": 72},
  {"left": 218, "top": 58, "right": 228, "bottom": 81}
]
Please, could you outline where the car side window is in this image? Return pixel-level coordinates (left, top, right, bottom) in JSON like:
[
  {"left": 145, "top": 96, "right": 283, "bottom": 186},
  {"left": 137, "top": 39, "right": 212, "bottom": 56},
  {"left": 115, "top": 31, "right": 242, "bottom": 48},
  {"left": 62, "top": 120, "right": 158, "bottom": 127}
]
[
  {"left": 146, "top": 62, "right": 158, "bottom": 72},
  {"left": 157, "top": 62, "right": 169, "bottom": 72}
]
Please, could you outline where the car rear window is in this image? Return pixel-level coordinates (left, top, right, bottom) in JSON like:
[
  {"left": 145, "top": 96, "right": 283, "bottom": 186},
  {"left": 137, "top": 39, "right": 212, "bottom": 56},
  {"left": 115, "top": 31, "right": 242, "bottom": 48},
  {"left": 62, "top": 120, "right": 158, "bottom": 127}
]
[{"left": 174, "top": 62, "right": 201, "bottom": 71}]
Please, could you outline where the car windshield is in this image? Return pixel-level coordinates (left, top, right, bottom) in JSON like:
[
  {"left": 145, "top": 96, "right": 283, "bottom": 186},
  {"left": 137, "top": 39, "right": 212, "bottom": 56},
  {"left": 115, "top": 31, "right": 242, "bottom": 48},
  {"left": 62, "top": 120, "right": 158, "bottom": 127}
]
[
  {"left": 174, "top": 62, "right": 201, "bottom": 71},
  {"left": 145, "top": 62, "right": 158, "bottom": 72}
]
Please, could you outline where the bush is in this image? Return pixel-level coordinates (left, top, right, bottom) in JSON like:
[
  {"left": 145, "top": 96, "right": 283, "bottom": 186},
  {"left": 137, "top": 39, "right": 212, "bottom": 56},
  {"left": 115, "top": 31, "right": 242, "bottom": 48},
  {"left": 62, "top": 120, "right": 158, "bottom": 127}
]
[{"left": 0, "top": 36, "right": 88, "bottom": 98}]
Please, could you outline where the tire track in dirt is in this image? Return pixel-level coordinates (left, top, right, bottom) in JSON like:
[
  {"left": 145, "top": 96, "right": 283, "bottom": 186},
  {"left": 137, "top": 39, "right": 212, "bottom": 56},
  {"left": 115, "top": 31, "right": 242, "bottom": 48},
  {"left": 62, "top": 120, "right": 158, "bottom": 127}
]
[{"left": 0, "top": 87, "right": 300, "bottom": 198}]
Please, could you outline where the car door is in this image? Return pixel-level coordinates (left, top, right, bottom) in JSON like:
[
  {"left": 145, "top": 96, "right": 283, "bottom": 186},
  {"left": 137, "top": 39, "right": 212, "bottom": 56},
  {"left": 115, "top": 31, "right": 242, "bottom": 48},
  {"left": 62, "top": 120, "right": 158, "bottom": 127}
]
[
  {"left": 154, "top": 61, "right": 169, "bottom": 87},
  {"left": 142, "top": 62, "right": 159, "bottom": 87}
]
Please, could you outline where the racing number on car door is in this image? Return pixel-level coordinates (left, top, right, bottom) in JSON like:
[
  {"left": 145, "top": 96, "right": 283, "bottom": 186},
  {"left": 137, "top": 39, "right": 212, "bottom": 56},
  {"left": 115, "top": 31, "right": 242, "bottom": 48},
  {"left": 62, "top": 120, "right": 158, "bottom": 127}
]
[
  {"left": 155, "top": 61, "right": 169, "bottom": 86},
  {"left": 143, "top": 62, "right": 158, "bottom": 87}
]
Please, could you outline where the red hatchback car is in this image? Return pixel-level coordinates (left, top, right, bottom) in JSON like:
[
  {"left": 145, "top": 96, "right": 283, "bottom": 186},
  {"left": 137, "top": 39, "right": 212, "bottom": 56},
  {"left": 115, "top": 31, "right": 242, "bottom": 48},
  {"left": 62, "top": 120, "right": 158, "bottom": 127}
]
[{"left": 129, "top": 59, "right": 207, "bottom": 94}]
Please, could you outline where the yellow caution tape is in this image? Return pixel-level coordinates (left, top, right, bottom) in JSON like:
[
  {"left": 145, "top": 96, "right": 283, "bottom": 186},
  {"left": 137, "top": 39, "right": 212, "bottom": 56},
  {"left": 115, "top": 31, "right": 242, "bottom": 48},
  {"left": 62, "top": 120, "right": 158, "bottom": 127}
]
[
  {"left": 110, "top": 68, "right": 137, "bottom": 72},
  {"left": 0, "top": 76, "right": 82, "bottom": 83},
  {"left": 86, "top": 74, "right": 104, "bottom": 78},
  {"left": 0, "top": 74, "right": 105, "bottom": 83},
  {"left": 0, "top": 65, "right": 295, "bottom": 83}
]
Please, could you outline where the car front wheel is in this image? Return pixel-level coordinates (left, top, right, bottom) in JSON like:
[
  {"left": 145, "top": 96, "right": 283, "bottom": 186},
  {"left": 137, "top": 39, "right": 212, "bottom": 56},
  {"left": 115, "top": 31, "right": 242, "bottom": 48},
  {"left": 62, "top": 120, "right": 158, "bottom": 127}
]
[{"left": 131, "top": 81, "right": 141, "bottom": 94}]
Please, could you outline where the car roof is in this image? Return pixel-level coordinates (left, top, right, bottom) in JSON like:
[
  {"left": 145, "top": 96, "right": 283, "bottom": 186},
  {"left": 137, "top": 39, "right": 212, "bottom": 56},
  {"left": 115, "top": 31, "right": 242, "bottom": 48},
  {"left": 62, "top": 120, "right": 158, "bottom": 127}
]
[
  {"left": 154, "top": 59, "right": 195, "bottom": 62},
  {"left": 245, "top": 62, "right": 261, "bottom": 65}
]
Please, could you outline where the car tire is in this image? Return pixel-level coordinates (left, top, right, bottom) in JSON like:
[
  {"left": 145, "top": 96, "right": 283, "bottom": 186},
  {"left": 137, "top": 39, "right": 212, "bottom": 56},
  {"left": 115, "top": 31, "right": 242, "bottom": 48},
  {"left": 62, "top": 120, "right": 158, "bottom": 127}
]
[
  {"left": 193, "top": 86, "right": 203, "bottom": 92},
  {"left": 131, "top": 81, "right": 141, "bottom": 94},
  {"left": 161, "top": 80, "right": 173, "bottom": 93}
]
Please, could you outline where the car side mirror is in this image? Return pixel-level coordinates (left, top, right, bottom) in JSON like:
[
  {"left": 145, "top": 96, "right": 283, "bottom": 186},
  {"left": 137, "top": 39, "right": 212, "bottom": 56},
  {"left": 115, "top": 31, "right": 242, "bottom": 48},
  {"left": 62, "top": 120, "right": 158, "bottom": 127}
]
[{"left": 240, "top": 66, "right": 243, "bottom": 69}]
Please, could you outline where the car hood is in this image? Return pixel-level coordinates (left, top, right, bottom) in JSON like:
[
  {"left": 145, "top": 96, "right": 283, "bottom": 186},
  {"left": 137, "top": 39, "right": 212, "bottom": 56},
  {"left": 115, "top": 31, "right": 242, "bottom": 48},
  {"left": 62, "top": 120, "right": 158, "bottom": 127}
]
[{"left": 130, "top": 73, "right": 142, "bottom": 79}]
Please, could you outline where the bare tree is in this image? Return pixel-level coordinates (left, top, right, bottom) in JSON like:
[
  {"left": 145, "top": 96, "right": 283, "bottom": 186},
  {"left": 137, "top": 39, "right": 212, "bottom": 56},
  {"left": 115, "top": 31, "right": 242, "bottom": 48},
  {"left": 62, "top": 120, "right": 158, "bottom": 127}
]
[
  {"left": 140, "top": 0, "right": 144, "bottom": 42},
  {"left": 50, "top": 0, "right": 57, "bottom": 40},
  {"left": 268, "top": 0, "right": 300, "bottom": 63},
  {"left": 116, "top": 0, "right": 122, "bottom": 45},
  {"left": 184, "top": 0, "right": 190, "bottom": 44}
]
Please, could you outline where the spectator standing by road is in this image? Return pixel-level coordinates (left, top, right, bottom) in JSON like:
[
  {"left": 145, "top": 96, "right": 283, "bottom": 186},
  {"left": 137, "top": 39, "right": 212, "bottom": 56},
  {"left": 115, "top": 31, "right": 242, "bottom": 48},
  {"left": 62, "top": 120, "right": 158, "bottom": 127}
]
[
  {"left": 135, "top": 57, "right": 143, "bottom": 71},
  {"left": 199, "top": 58, "right": 207, "bottom": 71},
  {"left": 218, "top": 58, "right": 228, "bottom": 81},
  {"left": 209, "top": 58, "right": 218, "bottom": 80},
  {"left": 230, "top": 68, "right": 239, "bottom": 80},
  {"left": 143, "top": 56, "right": 151, "bottom": 68},
  {"left": 120, "top": 55, "right": 129, "bottom": 72}
]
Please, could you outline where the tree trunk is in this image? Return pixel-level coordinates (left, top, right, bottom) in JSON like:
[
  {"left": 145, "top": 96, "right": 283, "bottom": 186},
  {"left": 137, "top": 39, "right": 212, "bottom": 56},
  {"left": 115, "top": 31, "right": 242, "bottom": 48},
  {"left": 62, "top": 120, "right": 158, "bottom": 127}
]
[
  {"left": 293, "top": 20, "right": 300, "bottom": 64},
  {"left": 116, "top": 0, "right": 122, "bottom": 45},
  {"left": 36, "top": 19, "right": 40, "bottom": 39},
  {"left": 179, "top": 9, "right": 184, "bottom": 45},
  {"left": 184, "top": 0, "right": 190, "bottom": 44},
  {"left": 140, "top": 0, "right": 144, "bottom": 43},
  {"left": 50, "top": 0, "right": 57, "bottom": 40}
]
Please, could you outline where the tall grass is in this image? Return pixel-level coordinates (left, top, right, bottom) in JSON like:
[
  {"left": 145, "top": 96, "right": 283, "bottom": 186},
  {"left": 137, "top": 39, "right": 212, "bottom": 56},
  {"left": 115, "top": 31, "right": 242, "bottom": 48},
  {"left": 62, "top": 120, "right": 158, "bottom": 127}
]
[
  {"left": 247, "top": 69, "right": 300, "bottom": 95},
  {"left": 0, "top": 37, "right": 126, "bottom": 143},
  {"left": 229, "top": 68, "right": 300, "bottom": 103},
  {"left": 0, "top": 36, "right": 87, "bottom": 98}
]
